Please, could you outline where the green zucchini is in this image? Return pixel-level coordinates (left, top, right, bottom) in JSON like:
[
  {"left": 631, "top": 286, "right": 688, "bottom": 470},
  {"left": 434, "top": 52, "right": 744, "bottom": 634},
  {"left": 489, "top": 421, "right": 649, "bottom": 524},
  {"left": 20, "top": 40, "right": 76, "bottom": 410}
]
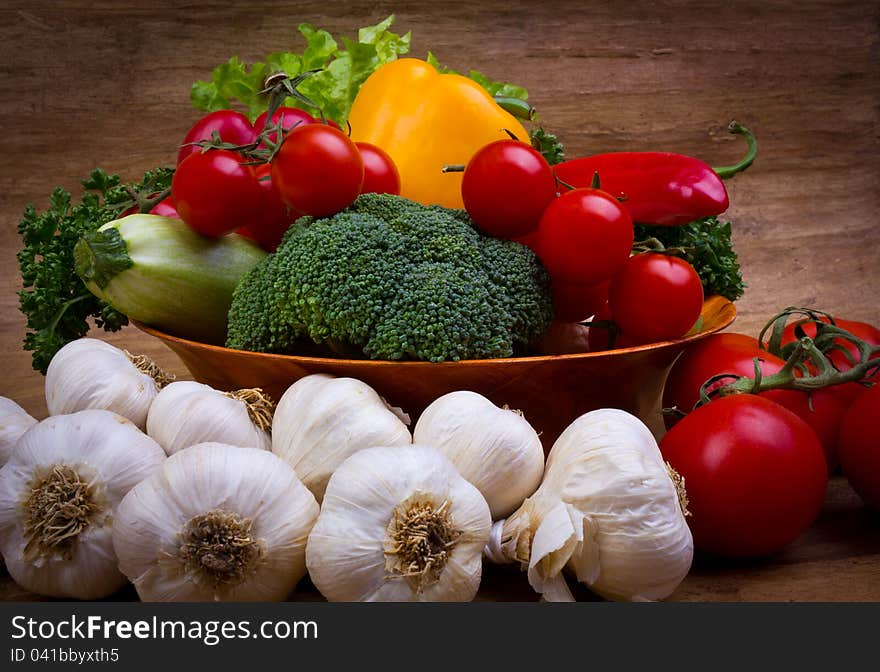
[{"left": 74, "top": 214, "right": 266, "bottom": 344}]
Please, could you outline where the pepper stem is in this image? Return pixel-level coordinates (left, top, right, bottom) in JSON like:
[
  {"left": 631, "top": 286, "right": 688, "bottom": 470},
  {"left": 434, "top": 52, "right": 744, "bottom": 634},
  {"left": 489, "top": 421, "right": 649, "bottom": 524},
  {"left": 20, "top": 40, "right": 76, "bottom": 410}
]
[{"left": 713, "top": 121, "right": 758, "bottom": 179}]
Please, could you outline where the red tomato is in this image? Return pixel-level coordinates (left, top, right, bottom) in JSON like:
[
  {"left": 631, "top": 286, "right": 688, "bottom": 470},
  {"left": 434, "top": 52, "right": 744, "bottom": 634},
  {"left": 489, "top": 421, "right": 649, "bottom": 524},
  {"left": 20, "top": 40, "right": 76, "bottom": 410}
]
[
  {"left": 837, "top": 385, "right": 880, "bottom": 509},
  {"left": 356, "top": 142, "right": 401, "bottom": 195},
  {"left": 460, "top": 140, "right": 557, "bottom": 239},
  {"left": 270, "top": 124, "right": 364, "bottom": 218},
  {"left": 552, "top": 280, "right": 609, "bottom": 323},
  {"left": 253, "top": 106, "right": 319, "bottom": 147},
  {"left": 608, "top": 253, "right": 704, "bottom": 344},
  {"left": 149, "top": 197, "right": 179, "bottom": 218},
  {"left": 660, "top": 394, "right": 828, "bottom": 558},
  {"left": 171, "top": 149, "right": 263, "bottom": 237},
  {"left": 237, "top": 164, "right": 298, "bottom": 251},
  {"left": 535, "top": 188, "right": 634, "bottom": 285},
  {"left": 780, "top": 387, "right": 854, "bottom": 471},
  {"left": 177, "top": 110, "right": 256, "bottom": 165},
  {"left": 663, "top": 332, "right": 850, "bottom": 469}
]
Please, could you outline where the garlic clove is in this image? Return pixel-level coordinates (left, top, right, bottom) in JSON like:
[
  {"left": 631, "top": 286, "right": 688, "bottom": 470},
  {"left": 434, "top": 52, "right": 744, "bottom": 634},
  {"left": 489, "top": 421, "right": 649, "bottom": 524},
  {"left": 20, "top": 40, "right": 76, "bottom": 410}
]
[
  {"left": 0, "top": 397, "right": 38, "bottom": 467},
  {"left": 305, "top": 444, "right": 491, "bottom": 602},
  {"left": 146, "top": 381, "right": 272, "bottom": 455},
  {"left": 112, "top": 442, "right": 319, "bottom": 602},
  {"left": 0, "top": 410, "right": 166, "bottom": 599},
  {"left": 413, "top": 390, "right": 545, "bottom": 519},
  {"left": 271, "top": 374, "right": 412, "bottom": 502},
  {"left": 45, "top": 338, "right": 172, "bottom": 430}
]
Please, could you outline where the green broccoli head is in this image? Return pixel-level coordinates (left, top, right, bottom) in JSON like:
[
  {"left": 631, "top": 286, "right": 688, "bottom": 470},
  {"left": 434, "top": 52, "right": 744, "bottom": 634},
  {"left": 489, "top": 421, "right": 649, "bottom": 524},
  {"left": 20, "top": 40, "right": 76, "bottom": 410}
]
[{"left": 226, "top": 193, "right": 554, "bottom": 362}]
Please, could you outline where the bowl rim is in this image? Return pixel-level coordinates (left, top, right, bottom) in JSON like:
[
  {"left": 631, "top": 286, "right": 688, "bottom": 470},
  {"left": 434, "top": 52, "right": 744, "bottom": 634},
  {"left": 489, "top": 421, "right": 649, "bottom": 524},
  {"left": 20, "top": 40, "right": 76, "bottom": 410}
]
[{"left": 133, "top": 295, "right": 736, "bottom": 367}]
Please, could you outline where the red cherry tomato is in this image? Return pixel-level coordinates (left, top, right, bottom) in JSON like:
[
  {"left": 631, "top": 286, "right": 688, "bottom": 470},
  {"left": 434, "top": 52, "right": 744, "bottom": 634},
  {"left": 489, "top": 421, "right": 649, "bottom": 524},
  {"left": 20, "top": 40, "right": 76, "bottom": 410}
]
[
  {"left": 356, "top": 142, "right": 401, "bottom": 195},
  {"left": 177, "top": 110, "right": 256, "bottom": 165},
  {"left": 253, "top": 106, "right": 319, "bottom": 147},
  {"left": 460, "top": 140, "right": 557, "bottom": 239},
  {"left": 552, "top": 280, "right": 609, "bottom": 323},
  {"left": 271, "top": 124, "right": 364, "bottom": 218},
  {"left": 608, "top": 253, "right": 704, "bottom": 345},
  {"left": 237, "top": 164, "right": 298, "bottom": 251},
  {"left": 663, "top": 332, "right": 850, "bottom": 469},
  {"left": 837, "top": 385, "right": 880, "bottom": 509},
  {"left": 534, "top": 188, "right": 634, "bottom": 285},
  {"left": 660, "top": 394, "right": 828, "bottom": 558},
  {"left": 171, "top": 149, "right": 262, "bottom": 237}
]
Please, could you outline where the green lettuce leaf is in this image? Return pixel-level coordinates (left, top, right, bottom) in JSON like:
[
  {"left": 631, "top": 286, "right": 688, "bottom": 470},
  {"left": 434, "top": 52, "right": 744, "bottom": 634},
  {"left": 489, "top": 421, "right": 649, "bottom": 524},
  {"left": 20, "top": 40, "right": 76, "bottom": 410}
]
[{"left": 189, "top": 15, "right": 410, "bottom": 125}]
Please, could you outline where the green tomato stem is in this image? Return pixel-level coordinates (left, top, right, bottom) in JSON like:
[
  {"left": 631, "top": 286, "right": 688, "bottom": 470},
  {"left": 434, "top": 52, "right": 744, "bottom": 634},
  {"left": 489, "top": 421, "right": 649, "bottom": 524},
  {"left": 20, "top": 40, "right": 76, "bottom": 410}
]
[{"left": 717, "top": 336, "right": 879, "bottom": 397}]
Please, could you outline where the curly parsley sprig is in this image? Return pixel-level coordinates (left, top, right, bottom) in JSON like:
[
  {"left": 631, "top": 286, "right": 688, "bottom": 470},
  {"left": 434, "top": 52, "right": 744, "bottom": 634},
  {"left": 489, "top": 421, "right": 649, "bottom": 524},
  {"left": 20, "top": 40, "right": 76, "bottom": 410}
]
[{"left": 17, "top": 166, "right": 173, "bottom": 373}]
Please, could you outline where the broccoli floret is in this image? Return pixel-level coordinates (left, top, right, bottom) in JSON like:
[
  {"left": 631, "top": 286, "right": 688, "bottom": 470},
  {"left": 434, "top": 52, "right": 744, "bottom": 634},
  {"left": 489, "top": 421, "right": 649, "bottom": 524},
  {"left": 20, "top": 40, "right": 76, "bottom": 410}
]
[{"left": 226, "top": 193, "right": 553, "bottom": 362}]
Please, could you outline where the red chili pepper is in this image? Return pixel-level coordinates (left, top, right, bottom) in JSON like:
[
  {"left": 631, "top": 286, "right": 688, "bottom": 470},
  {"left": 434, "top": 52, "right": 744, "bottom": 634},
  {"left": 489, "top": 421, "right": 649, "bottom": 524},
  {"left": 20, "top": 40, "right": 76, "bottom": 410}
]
[{"left": 552, "top": 122, "right": 756, "bottom": 226}]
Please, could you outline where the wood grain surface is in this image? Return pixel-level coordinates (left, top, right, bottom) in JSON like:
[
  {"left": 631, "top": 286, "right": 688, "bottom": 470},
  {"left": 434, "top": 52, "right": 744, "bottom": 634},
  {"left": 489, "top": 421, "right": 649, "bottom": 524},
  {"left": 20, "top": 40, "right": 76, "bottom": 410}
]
[{"left": 0, "top": 0, "right": 878, "bottom": 602}]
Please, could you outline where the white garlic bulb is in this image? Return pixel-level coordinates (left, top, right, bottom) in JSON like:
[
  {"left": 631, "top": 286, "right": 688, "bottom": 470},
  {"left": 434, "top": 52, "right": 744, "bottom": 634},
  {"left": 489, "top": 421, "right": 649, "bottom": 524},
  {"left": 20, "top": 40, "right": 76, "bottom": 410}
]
[
  {"left": 146, "top": 381, "right": 272, "bottom": 455},
  {"left": 0, "top": 397, "right": 37, "bottom": 467},
  {"left": 45, "top": 337, "right": 174, "bottom": 431},
  {"left": 272, "top": 374, "right": 412, "bottom": 501},
  {"left": 112, "top": 442, "right": 319, "bottom": 602},
  {"left": 0, "top": 410, "right": 166, "bottom": 599},
  {"left": 306, "top": 444, "right": 492, "bottom": 602},
  {"left": 486, "top": 408, "right": 693, "bottom": 602},
  {"left": 413, "top": 391, "right": 544, "bottom": 519}
]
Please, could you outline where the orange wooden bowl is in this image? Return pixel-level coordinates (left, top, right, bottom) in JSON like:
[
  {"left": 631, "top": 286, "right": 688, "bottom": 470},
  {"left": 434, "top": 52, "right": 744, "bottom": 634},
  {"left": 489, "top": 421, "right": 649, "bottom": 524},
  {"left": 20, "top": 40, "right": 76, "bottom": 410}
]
[{"left": 134, "top": 295, "right": 735, "bottom": 449}]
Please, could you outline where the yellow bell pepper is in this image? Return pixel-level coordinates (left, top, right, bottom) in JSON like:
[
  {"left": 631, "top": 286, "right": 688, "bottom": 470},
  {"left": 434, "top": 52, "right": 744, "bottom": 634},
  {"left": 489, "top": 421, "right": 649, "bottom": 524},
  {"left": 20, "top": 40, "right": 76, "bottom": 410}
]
[{"left": 348, "top": 58, "right": 530, "bottom": 209}]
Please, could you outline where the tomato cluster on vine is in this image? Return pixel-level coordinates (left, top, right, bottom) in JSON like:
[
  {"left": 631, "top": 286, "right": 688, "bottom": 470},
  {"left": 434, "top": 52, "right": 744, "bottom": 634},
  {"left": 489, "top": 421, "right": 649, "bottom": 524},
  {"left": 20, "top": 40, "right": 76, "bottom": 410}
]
[
  {"left": 659, "top": 313, "right": 880, "bottom": 558},
  {"left": 456, "top": 137, "right": 704, "bottom": 346},
  {"left": 167, "top": 108, "right": 400, "bottom": 251}
]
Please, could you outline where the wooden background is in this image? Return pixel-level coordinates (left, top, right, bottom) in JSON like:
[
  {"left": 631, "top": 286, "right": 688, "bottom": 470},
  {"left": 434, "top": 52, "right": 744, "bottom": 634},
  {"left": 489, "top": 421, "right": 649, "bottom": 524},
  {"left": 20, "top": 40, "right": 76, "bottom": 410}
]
[{"left": 0, "top": 0, "right": 878, "bottom": 601}]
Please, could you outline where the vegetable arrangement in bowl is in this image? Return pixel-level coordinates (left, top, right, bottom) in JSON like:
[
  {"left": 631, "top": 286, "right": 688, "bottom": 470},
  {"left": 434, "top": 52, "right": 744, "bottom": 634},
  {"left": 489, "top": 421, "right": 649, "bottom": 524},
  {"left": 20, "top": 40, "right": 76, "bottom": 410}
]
[
  {"left": 16, "top": 14, "right": 749, "bottom": 373},
  {"left": 10, "top": 14, "right": 878, "bottom": 604},
  {"left": 660, "top": 308, "right": 880, "bottom": 558}
]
